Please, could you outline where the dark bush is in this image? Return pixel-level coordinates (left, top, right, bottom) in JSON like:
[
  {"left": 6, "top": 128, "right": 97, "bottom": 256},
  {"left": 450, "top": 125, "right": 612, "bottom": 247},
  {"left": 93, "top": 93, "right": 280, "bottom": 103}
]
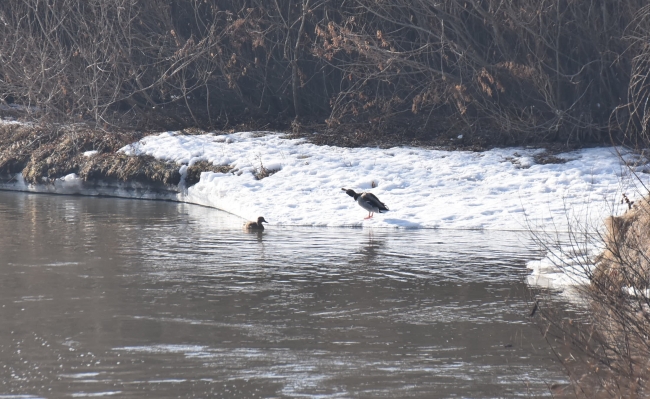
[{"left": 2, "top": 0, "right": 650, "bottom": 145}]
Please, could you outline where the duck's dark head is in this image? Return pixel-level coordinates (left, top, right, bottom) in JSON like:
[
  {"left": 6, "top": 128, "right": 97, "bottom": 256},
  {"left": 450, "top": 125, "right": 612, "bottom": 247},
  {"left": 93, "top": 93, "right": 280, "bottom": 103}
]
[
  {"left": 257, "top": 216, "right": 268, "bottom": 224},
  {"left": 342, "top": 188, "right": 360, "bottom": 199}
]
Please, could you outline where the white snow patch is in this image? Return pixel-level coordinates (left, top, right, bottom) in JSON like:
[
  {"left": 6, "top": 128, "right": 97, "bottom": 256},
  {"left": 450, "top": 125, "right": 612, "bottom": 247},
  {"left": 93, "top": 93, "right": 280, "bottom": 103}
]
[
  {"left": 0, "top": 119, "right": 26, "bottom": 126},
  {"left": 526, "top": 251, "right": 594, "bottom": 290},
  {"left": 623, "top": 287, "right": 650, "bottom": 297},
  {"left": 117, "top": 131, "right": 645, "bottom": 232}
]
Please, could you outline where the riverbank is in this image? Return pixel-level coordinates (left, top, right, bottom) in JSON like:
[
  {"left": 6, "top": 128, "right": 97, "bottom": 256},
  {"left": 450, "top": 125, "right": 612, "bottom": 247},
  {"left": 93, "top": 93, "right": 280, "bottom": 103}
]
[{"left": 0, "top": 118, "right": 646, "bottom": 232}]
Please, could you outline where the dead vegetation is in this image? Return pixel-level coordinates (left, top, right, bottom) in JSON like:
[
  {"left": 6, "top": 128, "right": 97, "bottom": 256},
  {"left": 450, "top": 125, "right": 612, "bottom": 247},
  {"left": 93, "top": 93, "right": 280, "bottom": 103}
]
[
  {"left": 529, "top": 192, "right": 650, "bottom": 398},
  {"left": 0, "top": 122, "right": 239, "bottom": 187},
  {"left": 184, "top": 161, "right": 233, "bottom": 187},
  {"left": 593, "top": 196, "right": 650, "bottom": 292},
  {"left": 533, "top": 153, "right": 569, "bottom": 166},
  {"left": 79, "top": 154, "right": 181, "bottom": 186},
  {"left": 252, "top": 162, "right": 279, "bottom": 180},
  {"left": 2, "top": 0, "right": 650, "bottom": 146},
  {"left": 532, "top": 291, "right": 650, "bottom": 398},
  {"left": 0, "top": 123, "right": 140, "bottom": 182}
]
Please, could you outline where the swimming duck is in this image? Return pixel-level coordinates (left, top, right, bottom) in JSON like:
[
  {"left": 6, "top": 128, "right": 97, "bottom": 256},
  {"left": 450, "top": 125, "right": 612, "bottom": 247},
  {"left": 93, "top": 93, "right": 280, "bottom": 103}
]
[
  {"left": 244, "top": 216, "right": 268, "bottom": 230},
  {"left": 342, "top": 188, "right": 389, "bottom": 219}
]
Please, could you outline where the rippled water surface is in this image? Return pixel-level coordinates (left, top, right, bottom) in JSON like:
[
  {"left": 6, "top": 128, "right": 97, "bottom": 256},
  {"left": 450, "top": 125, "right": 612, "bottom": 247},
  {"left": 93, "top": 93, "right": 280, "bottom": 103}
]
[{"left": 0, "top": 191, "right": 567, "bottom": 398}]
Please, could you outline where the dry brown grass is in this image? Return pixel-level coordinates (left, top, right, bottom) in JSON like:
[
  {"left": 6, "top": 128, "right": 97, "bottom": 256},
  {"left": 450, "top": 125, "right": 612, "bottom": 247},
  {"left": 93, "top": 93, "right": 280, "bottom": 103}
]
[
  {"left": 252, "top": 158, "right": 279, "bottom": 180},
  {"left": 0, "top": 123, "right": 140, "bottom": 181},
  {"left": 184, "top": 161, "right": 233, "bottom": 187},
  {"left": 593, "top": 196, "right": 650, "bottom": 291},
  {"left": 78, "top": 154, "right": 181, "bottom": 186},
  {"left": 0, "top": 123, "right": 189, "bottom": 186},
  {"left": 0, "top": 122, "right": 239, "bottom": 188},
  {"left": 531, "top": 192, "right": 650, "bottom": 398}
]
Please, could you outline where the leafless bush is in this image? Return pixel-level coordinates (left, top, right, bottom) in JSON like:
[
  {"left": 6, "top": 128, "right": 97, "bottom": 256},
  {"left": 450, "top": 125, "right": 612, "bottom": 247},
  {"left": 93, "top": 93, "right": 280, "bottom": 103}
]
[
  {"left": 530, "top": 193, "right": 650, "bottom": 398},
  {"left": 1, "top": 0, "right": 649, "bottom": 144},
  {"left": 315, "top": 0, "right": 643, "bottom": 144},
  {"left": 0, "top": 0, "right": 332, "bottom": 130},
  {"left": 618, "top": 5, "right": 650, "bottom": 147},
  {"left": 526, "top": 5, "right": 650, "bottom": 395}
]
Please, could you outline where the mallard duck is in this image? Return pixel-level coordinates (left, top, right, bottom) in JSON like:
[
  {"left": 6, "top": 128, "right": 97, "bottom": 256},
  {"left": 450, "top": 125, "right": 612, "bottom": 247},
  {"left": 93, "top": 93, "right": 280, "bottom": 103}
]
[
  {"left": 342, "top": 188, "right": 389, "bottom": 219},
  {"left": 244, "top": 216, "right": 268, "bottom": 230}
]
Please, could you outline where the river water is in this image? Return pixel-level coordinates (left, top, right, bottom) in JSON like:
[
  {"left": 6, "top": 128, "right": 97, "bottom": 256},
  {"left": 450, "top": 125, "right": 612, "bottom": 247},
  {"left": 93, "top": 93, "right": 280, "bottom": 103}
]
[{"left": 0, "top": 191, "right": 568, "bottom": 398}]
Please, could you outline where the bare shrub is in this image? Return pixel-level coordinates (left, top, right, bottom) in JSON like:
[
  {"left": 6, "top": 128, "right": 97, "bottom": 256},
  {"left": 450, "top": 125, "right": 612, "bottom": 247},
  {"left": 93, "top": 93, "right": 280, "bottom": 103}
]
[
  {"left": 0, "top": 0, "right": 332, "bottom": 130},
  {"left": 530, "top": 192, "right": 650, "bottom": 398},
  {"left": 314, "top": 0, "right": 641, "bottom": 144},
  {"left": 618, "top": 5, "right": 650, "bottom": 147},
  {"left": 1, "top": 0, "right": 649, "bottom": 144},
  {"left": 252, "top": 157, "right": 279, "bottom": 180},
  {"left": 527, "top": 6, "right": 650, "bottom": 393}
]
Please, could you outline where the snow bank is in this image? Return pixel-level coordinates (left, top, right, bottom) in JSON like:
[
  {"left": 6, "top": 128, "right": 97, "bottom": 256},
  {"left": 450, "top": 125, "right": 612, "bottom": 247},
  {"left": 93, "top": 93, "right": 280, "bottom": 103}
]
[
  {"left": 119, "top": 131, "right": 643, "bottom": 231},
  {"left": 0, "top": 173, "right": 178, "bottom": 200},
  {"left": 526, "top": 246, "right": 596, "bottom": 290},
  {"left": 2, "top": 130, "right": 642, "bottom": 230}
]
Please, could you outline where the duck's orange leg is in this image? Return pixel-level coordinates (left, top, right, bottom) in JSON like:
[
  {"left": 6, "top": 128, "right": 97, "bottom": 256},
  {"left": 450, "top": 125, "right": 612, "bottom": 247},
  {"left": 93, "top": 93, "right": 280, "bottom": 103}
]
[{"left": 364, "top": 212, "right": 374, "bottom": 219}]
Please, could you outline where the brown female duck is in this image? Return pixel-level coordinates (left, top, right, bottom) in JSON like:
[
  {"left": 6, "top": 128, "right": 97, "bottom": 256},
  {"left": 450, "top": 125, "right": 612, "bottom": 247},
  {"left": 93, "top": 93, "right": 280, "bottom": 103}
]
[{"left": 244, "top": 216, "right": 268, "bottom": 230}]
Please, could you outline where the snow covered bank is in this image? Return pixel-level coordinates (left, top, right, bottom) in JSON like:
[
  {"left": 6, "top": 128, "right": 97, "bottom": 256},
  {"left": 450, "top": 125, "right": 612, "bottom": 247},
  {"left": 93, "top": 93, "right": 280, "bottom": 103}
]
[
  {"left": 118, "top": 131, "right": 645, "bottom": 231},
  {"left": 2, "top": 130, "right": 646, "bottom": 231},
  {"left": 0, "top": 172, "right": 179, "bottom": 200}
]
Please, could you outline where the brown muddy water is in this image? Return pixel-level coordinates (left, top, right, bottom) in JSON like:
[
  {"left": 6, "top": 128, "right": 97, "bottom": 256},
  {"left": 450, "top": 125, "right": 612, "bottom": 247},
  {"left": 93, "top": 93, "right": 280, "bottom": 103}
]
[{"left": 0, "top": 191, "right": 568, "bottom": 398}]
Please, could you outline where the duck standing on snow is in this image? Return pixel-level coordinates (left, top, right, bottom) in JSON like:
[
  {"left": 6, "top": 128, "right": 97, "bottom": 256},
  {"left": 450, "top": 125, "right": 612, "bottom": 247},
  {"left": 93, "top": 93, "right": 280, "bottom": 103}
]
[
  {"left": 342, "top": 188, "right": 389, "bottom": 219},
  {"left": 244, "top": 216, "right": 268, "bottom": 230}
]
